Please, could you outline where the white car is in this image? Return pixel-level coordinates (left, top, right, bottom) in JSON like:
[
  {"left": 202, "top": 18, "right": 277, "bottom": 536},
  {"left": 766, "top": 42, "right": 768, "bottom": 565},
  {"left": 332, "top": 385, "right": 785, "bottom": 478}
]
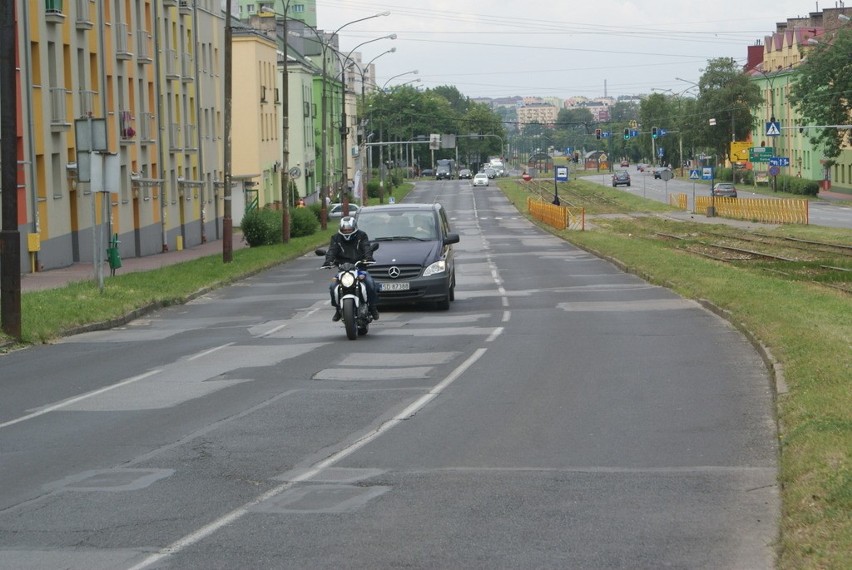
[
  {"left": 328, "top": 203, "right": 360, "bottom": 218},
  {"left": 472, "top": 173, "right": 489, "bottom": 187}
]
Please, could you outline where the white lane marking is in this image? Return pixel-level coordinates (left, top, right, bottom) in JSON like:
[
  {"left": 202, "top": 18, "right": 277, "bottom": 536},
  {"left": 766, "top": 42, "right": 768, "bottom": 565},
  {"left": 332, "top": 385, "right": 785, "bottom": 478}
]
[
  {"left": 187, "top": 343, "right": 233, "bottom": 361},
  {"left": 126, "top": 348, "right": 488, "bottom": 570},
  {"left": 0, "top": 370, "right": 161, "bottom": 430}
]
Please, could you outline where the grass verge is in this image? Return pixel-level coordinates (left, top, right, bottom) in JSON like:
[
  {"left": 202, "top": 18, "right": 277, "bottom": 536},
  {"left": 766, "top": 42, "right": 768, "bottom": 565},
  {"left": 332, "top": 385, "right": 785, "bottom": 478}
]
[{"left": 500, "top": 177, "right": 851, "bottom": 570}]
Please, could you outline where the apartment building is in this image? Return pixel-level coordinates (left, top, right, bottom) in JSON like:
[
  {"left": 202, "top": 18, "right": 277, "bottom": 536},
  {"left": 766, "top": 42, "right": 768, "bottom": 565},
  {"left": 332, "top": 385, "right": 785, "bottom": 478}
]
[
  {"left": 6, "top": 0, "right": 224, "bottom": 273},
  {"left": 748, "top": 6, "right": 852, "bottom": 186}
]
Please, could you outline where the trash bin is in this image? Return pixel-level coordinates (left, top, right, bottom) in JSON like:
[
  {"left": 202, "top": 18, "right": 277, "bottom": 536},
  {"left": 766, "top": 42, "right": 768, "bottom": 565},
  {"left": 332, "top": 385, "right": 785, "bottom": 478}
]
[{"left": 107, "top": 234, "right": 122, "bottom": 274}]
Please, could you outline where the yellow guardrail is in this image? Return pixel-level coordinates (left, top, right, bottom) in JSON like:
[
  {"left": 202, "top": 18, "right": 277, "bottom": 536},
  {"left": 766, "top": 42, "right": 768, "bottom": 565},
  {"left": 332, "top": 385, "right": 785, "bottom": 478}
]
[
  {"left": 670, "top": 193, "right": 688, "bottom": 210},
  {"left": 694, "top": 196, "right": 809, "bottom": 224},
  {"left": 527, "top": 197, "right": 585, "bottom": 230}
]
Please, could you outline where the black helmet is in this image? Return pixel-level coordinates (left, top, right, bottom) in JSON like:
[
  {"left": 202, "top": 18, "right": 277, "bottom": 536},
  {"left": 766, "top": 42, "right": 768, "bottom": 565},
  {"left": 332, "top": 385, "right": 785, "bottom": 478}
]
[{"left": 338, "top": 216, "right": 357, "bottom": 241}]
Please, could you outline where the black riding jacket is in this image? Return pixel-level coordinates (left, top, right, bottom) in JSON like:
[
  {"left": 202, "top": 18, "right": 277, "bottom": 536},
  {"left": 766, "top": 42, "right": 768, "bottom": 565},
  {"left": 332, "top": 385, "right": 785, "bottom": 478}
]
[{"left": 325, "top": 229, "right": 373, "bottom": 266}]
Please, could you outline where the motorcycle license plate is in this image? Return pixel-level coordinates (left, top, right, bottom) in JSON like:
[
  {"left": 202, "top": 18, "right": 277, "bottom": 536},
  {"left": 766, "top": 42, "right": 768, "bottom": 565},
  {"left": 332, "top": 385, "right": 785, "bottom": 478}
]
[{"left": 381, "top": 281, "right": 410, "bottom": 291}]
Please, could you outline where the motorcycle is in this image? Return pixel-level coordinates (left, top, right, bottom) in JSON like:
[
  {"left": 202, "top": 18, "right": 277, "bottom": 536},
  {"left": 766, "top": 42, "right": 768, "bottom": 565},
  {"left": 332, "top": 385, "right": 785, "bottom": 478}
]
[{"left": 316, "top": 244, "right": 379, "bottom": 340}]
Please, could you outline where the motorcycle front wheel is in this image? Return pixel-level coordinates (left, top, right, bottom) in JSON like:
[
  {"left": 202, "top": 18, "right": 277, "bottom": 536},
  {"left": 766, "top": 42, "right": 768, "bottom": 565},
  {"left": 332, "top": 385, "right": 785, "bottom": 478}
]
[{"left": 342, "top": 298, "right": 358, "bottom": 340}]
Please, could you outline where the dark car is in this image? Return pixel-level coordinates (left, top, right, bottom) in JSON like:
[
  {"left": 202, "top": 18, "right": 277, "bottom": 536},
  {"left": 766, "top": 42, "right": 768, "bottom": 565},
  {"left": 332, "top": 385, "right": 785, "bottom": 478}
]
[
  {"left": 355, "top": 203, "right": 459, "bottom": 310},
  {"left": 653, "top": 167, "right": 672, "bottom": 179},
  {"left": 712, "top": 182, "right": 738, "bottom": 198},
  {"left": 612, "top": 170, "right": 631, "bottom": 187},
  {"left": 458, "top": 168, "right": 472, "bottom": 179},
  {"left": 420, "top": 168, "right": 434, "bottom": 177}
]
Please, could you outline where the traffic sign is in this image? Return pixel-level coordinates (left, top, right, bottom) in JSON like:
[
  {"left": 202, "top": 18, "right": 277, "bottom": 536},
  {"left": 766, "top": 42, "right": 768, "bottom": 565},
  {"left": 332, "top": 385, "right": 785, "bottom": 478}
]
[
  {"left": 749, "top": 147, "right": 774, "bottom": 163},
  {"left": 765, "top": 121, "right": 781, "bottom": 137},
  {"left": 657, "top": 147, "right": 664, "bottom": 157},
  {"left": 658, "top": 128, "right": 668, "bottom": 137},
  {"left": 769, "top": 165, "right": 781, "bottom": 176},
  {"left": 769, "top": 156, "right": 790, "bottom": 166},
  {"left": 629, "top": 129, "right": 639, "bottom": 138},
  {"left": 702, "top": 167, "right": 714, "bottom": 180},
  {"left": 601, "top": 131, "right": 611, "bottom": 139},
  {"left": 555, "top": 166, "right": 569, "bottom": 182},
  {"left": 689, "top": 169, "right": 700, "bottom": 180}
]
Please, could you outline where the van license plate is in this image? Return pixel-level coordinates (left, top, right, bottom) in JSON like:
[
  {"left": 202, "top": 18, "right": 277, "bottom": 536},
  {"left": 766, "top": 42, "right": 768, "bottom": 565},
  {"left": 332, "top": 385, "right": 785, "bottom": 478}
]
[{"left": 381, "top": 282, "right": 410, "bottom": 291}]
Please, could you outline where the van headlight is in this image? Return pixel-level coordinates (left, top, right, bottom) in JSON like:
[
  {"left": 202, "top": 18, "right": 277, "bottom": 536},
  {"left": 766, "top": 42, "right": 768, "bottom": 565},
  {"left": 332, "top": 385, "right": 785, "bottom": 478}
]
[{"left": 423, "top": 260, "right": 446, "bottom": 277}]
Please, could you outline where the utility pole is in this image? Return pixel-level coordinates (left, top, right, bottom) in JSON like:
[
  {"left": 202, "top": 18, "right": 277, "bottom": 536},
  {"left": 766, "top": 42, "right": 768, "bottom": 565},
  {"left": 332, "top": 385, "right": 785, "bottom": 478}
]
[
  {"left": 223, "top": 0, "right": 233, "bottom": 262},
  {"left": 1, "top": 0, "right": 22, "bottom": 339},
  {"left": 280, "top": 2, "right": 290, "bottom": 242}
]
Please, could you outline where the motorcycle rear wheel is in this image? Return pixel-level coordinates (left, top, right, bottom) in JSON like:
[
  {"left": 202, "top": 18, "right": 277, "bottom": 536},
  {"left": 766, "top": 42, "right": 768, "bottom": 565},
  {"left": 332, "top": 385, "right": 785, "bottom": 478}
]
[{"left": 342, "top": 298, "right": 358, "bottom": 340}]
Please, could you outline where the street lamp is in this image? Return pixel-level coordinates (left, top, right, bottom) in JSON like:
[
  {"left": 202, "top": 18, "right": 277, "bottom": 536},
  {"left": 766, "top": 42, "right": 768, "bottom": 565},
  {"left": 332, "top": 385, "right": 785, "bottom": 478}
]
[
  {"left": 348, "top": 48, "right": 397, "bottom": 206},
  {"left": 260, "top": 1, "right": 293, "bottom": 242},
  {"left": 318, "top": 11, "right": 391, "bottom": 229},
  {"left": 381, "top": 69, "right": 418, "bottom": 90},
  {"left": 333, "top": 35, "right": 396, "bottom": 214}
]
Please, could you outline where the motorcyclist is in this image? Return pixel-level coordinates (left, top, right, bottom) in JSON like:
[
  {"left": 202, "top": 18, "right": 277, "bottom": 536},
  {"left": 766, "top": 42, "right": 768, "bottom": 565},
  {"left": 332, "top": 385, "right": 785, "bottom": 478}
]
[{"left": 322, "top": 216, "right": 380, "bottom": 322}]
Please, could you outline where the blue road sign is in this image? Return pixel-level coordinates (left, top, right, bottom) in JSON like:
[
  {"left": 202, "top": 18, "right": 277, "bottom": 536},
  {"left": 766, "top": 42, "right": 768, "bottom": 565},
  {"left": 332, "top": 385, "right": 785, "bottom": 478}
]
[
  {"left": 657, "top": 147, "right": 664, "bottom": 157},
  {"left": 765, "top": 121, "right": 781, "bottom": 137},
  {"left": 565, "top": 147, "right": 573, "bottom": 155},
  {"left": 629, "top": 129, "right": 639, "bottom": 138},
  {"left": 769, "top": 156, "right": 790, "bottom": 166},
  {"left": 601, "top": 131, "right": 611, "bottom": 139},
  {"left": 689, "top": 169, "right": 700, "bottom": 180},
  {"left": 658, "top": 128, "right": 668, "bottom": 137},
  {"left": 555, "top": 166, "right": 569, "bottom": 182},
  {"left": 702, "top": 167, "right": 714, "bottom": 180},
  {"left": 769, "top": 165, "right": 781, "bottom": 176}
]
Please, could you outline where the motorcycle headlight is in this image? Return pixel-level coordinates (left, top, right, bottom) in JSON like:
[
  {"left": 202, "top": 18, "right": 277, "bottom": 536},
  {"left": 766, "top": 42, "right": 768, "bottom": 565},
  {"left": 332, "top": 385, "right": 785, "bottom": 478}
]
[
  {"left": 340, "top": 272, "right": 356, "bottom": 288},
  {"left": 423, "top": 260, "right": 446, "bottom": 277}
]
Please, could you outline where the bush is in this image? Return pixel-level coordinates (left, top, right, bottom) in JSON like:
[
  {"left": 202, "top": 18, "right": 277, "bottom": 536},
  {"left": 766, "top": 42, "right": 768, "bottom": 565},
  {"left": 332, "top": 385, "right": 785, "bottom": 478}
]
[
  {"left": 240, "top": 208, "right": 283, "bottom": 247},
  {"left": 290, "top": 206, "right": 319, "bottom": 237},
  {"left": 366, "top": 179, "right": 381, "bottom": 198}
]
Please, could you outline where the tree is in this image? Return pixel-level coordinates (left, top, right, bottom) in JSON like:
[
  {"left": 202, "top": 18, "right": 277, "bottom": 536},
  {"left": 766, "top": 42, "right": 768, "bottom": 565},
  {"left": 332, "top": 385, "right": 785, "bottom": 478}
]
[
  {"left": 431, "top": 85, "right": 470, "bottom": 115},
  {"left": 789, "top": 28, "right": 852, "bottom": 161},
  {"left": 695, "top": 58, "right": 762, "bottom": 159}
]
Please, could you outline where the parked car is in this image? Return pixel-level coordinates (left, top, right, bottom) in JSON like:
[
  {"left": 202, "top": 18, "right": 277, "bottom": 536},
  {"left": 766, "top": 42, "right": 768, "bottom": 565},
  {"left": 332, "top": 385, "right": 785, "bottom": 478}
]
[
  {"left": 653, "top": 167, "right": 672, "bottom": 179},
  {"left": 612, "top": 170, "right": 631, "bottom": 187},
  {"left": 711, "top": 182, "right": 738, "bottom": 198},
  {"left": 472, "top": 173, "right": 490, "bottom": 187},
  {"left": 328, "top": 203, "right": 360, "bottom": 218},
  {"left": 354, "top": 203, "right": 460, "bottom": 310},
  {"left": 420, "top": 168, "right": 434, "bottom": 177},
  {"left": 458, "top": 168, "right": 472, "bottom": 180},
  {"left": 620, "top": 160, "right": 630, "bottom": 167}
]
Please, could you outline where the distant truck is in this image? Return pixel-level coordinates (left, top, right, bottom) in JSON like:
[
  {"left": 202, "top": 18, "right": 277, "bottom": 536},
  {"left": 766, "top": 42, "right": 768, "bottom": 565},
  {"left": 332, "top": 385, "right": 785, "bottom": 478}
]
[
  {"left": 489, "top": 158, "right": 505, "bottom": 177},
  {"left": 435, "top": 158, "right": 455, "bottom": 180}
]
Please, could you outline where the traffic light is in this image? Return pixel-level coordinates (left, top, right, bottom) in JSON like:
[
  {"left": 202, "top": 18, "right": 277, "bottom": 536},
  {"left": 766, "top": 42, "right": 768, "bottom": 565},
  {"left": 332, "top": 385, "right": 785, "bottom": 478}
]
[
  {"left": 623, "top": 128, "right": 630, "bottom": 140},
  {"left": 652, "top": 127, "right": 658, "bottom": 139},
  {"left": 595, "top": 128, "right": 602, "bottom": 140}
]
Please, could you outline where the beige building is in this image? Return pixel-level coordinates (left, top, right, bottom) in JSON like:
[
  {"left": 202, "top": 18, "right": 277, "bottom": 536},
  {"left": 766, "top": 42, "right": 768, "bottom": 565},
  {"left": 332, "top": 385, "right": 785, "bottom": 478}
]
[
  {"left": 517, "top": 104, "right": 559, "bottom": 132},
  {"left": 8, "top": 0, "right": 225, "bottom": 272}
]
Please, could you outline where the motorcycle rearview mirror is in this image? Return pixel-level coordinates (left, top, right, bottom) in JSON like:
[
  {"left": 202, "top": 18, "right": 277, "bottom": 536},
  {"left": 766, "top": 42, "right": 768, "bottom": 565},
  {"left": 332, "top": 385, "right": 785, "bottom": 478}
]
[
  {"left": 315, "top": 248, "right": 327, "bottom": 256},
  {"left": 370, "top": 243, "right": 379, "bottom": 252}
]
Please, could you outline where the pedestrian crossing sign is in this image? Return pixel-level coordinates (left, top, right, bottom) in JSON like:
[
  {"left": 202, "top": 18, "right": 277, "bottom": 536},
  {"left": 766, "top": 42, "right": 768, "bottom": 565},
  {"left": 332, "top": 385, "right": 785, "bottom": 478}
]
[
  {"left": 689, "top": 169, "right": 700, "bottom": 180},
  {"left": 765, "top": 121, "right": 781, "bottom": 137}
]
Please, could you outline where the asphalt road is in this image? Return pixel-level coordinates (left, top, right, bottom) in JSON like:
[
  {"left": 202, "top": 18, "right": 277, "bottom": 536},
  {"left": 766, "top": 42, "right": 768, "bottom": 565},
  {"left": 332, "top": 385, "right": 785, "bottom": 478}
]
[
  {"left": 0, "top": 179, "right": 779, "bottom": 569},
  {"left": 584, "top": 168, "right": 852, "bottom": 229}
]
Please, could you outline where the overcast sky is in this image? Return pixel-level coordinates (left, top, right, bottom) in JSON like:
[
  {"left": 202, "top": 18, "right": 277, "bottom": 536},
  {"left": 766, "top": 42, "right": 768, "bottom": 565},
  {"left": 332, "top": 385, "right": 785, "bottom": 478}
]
[{"left": 317, "top": 0, "right": 829, "bottom": 100}]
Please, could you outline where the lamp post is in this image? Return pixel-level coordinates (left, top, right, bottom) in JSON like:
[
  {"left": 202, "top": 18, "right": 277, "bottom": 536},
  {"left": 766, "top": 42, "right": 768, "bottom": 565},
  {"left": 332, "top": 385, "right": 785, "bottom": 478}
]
[
  {"left": 348, "top": 48, "right": 397, "bottom": 206},
  {"left": 332, "top": 35, "right": 396, "bottom": 216},
  {"left": 652, "top": 85, "right": 696, "bottom": 176},
  {"left": 318, "top": 11, "right": 390, "bottom": 229},
  {"left": 260, "top": 1, "right": 293, "bottom": 242},
  {"left": 381, "top": 69, "right": 418, "bottom": 90},
  {"left": 376, "top": 70, "right": 417, "bottom": 196}
]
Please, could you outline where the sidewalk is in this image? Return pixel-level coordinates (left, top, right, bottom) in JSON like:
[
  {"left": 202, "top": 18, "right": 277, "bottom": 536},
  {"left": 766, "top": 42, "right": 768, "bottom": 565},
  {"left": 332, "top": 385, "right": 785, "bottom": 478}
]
[{"left": 21, "top": 232, "right": 247, "bottom": 293}]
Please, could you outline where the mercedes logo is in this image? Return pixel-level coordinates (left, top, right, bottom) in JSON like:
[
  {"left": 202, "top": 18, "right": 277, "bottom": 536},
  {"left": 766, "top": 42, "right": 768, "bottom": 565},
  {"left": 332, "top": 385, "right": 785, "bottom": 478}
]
[{"left": 388, "top": 266, "right": 401, "bottom": 279}]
